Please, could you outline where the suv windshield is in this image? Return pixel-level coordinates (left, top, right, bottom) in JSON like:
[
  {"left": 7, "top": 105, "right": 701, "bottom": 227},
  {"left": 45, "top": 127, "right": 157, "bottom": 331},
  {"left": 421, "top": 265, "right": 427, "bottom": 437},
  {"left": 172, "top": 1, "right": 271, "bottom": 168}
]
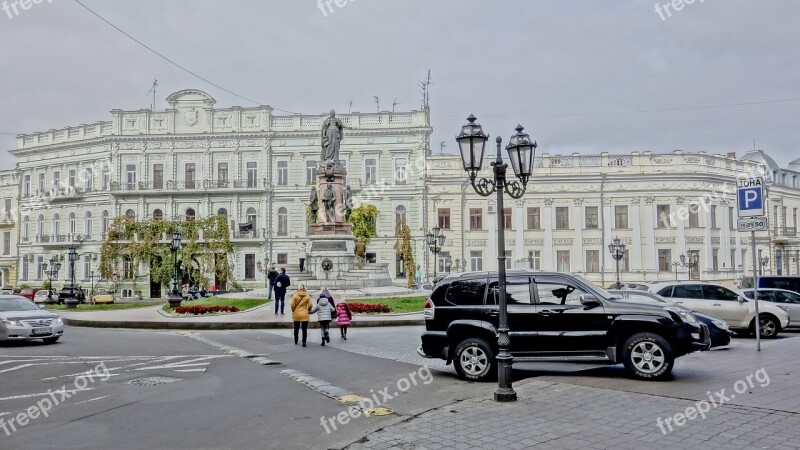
[{"left": 0, "top": 297, "right": 40, "bottom": 312}]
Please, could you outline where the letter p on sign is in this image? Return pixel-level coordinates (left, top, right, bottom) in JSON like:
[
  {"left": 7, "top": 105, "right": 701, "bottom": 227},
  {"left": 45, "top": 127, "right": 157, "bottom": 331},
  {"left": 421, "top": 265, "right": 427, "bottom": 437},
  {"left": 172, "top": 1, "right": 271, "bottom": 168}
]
[{"left": 737, "top": 177, "right": 764, "bottom": 218}]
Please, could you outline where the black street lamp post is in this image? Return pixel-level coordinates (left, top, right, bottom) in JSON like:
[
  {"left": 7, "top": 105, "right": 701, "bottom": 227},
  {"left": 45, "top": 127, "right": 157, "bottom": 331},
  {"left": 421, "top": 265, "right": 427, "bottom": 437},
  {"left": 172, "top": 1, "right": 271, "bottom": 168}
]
[
  {"left": 759, "top": 256, "right": 770, "bottom": 276},
  {"left": 66, "top": 247, "right": 79, "bottom": 309},
  {"left": 425, "top": 226, "right": 446, "bottom": 283},
  {"left": 46, "top": 256, "right": 60, "bottom": 304},
  {"left": 168, "top": 231, "right": 183, "bottom": 308},
  {"left": 608, "top": 237, "right": 626, "bottom": 289},
  {"left": 456, "top": 115, "right": 536, "bottom": 403}
]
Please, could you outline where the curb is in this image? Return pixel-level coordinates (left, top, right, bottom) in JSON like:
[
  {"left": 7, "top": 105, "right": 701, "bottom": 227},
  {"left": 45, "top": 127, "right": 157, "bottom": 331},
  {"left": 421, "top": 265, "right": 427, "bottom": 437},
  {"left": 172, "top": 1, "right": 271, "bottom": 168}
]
[{"left": 62, "top": 317, "right": 425, "bottom": 330}]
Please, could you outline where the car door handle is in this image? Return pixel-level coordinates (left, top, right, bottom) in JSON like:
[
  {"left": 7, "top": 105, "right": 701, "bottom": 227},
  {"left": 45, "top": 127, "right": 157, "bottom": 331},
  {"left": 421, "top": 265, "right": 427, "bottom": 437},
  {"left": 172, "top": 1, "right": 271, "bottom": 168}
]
[
  {"left": 674, "top": 301, "right": 684, "bottom": 305},
  {"left": 487, "top": 311, "right": 499, "bottom": 317},
  {"left": 713, "top": 303, "right": 722, "bottom": 307},
  {"left": 539, "top": 310, "right": 557, "bottom": 315}
]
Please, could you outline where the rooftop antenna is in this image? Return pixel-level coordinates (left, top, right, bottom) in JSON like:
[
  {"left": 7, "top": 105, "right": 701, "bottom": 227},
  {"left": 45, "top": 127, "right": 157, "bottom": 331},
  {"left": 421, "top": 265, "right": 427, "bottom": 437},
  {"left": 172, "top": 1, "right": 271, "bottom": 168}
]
[
  {"left": 418, "top": 69, "right": 432, "bottom": 109},
  {"left": 147, "top": 79, "right": 158, "bottom": 110},
  {"left": 392, "top": 99, "right": 401, "bottom": 113},
  {"left": 348, "top": 100, "right": 353, "bottom": 114},
  {"left": 373, "top": 96, "right": 380, "bottom": 112},
  {"left": 753, "top": 138, "right": 756, "bottom": 150},
  {"left": 439, "top": 141, "right": 446, "bottom": 155}
]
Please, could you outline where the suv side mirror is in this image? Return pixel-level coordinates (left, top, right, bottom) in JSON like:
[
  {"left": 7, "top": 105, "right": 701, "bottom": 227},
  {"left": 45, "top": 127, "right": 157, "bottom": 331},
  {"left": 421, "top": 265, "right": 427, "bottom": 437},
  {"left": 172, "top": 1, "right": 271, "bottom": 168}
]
[
  {"left": 580, "top": 294, "right": 602, "bottom": 308},
  {"left": 738, "top": 297, "right": 747, "bottom": 303}
]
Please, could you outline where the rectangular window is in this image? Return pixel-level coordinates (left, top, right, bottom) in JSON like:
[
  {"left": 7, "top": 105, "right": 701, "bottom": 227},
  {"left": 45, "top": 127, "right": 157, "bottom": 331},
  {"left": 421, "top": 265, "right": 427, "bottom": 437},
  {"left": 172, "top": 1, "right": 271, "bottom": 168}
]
[
  {"left": 37, "top": 256, "right": 44, "bottom": 280},
  {"left": 123, "top": 257, "right": 135, "bottom": 279},
  {"left": 125, "top": 165, "right": 136, "bottom": 189},
  {"left": 712, "top": 249, "right": 719, "bottom": 272},
  {"left": 585, "top": 250, "right": 600, "bottom": 273},
  {"left": 246, "top": 162, "right": 258, "bottom": 188},
  {"left": 556, "top": 207, "right": 570, "bottom": 230},
  {"left": 245, "top": 254, "right": 256, "bottom": 280},
  {"left": 530, "top": 250, "right": 541, "bottom": 270},
  {"left": 730, "top": 249, "right": 736, "bottom": 270},
  {"left": 394, "top": 158, "right": 408, "bottom": 184},
  {"left": 710, "top": 205, "right": 718, "bottom": 229},
  {"left": 469, "top": 208, "right": 483, "bottom": 231},
  {"left": 277, "top": 253, "right": 288, "bottom": 265},
  {"left": 1, "top": 231, "right": 8, "bottom": 255},
  {"left": 364, "top": 158, "right": 377, "bottom": 185},
  {"left": 585, "top": 206, "right": 598, "bottom": 229},
  {"left": 556, "top": 250, "right": 570, "bottom": 272},
  {"left": 53, "top": 171, "right": 61, "bottom": 189},
  {"left": 526, "top": 207, "right": 540, "bottom": 230},
  {"left": 102, "top": 166, "right": 110, "bottom": 190},
  {"left": 658, "top": 249, "right": 671, "bottom": 272},
  {"left": 657, "top": 205, "right": 671, "bottom": 228},
  {"left": 276, "top": 161, "right": 288, "bottom": 186},
  {"left": 614, "top": 205, "right": 628, "bottom": 229},
  {"left": 23, "top": 175, "right": 30, "bottom": 197},
  {"left": 84, "top": 168, "right": 93, "bottom": 191},
  {"left": 729, "top": 207, "right": 735, "bottom": 230},
  {"left": 68, "top": 169, "right": 76, "bottom": 188},
  {"left": 153, "top": 164, "right": 164, "bottom": 189},
  {"left": 83, "top": 256, "right": 92, "bottom": 281},
  {"left": 438, "top": 208, "right": 451, "bottom": 230},
  {"left": 22, "top": 258, "right": 29, "bottom": 281},
  {"left": 37, "top": 173, "right": 44, "bottom": 194},
  {"left": 688, "top": 204, "right": 700, "bottom": 228},
  {"left": 305, "top": 161, "right": 316, "bottom": 185},
  {"left": 470, "top": 250, "right": 483, "bottom": 271},
  {"left": 185, "top": 163, "right": 196, "bottom": 189},
  {"left": 503, "top": 208, "right": 512, "bottom": 230},
  {"left": 217, "top": 162, "right": 229, "bottom": 187},
  {"left": 2, "top": 199, "right": 9, "bottom": 219}
]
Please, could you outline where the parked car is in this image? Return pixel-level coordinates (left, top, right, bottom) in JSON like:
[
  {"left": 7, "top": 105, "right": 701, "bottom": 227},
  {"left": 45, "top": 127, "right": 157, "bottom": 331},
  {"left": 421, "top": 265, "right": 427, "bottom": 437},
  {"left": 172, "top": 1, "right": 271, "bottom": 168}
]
[
  {"left": 57, "top": 286, "right": 86, "bottom": 305},
  {"left": 639, "top": 281, "right": 790, "bottom": 338},
  {"left": 0, "top": 287, "right": 13, "bottom": 295},
  {"left": 418, "top": 270, "right": 709, "bottom": 382},
  {"left": 33, "top": 290, "right": 56, "bottom": 304},
  {"left": 18, "top": 288, "right": 40, "bottom": 301},
  {"left": 740, "top": 276, "right": 800, "bottom": 295},
  {"left": 0, "top": 295, "right": 64, "bottom": 343},
  {"left": 608, "top": 290, "right": 731, "bottom": 348},
  {"left": 91, "top": 290, "right": 114, "bottom": 305},
  {"left": 741, "top": 288, "right": 800, "bottom": 329}
]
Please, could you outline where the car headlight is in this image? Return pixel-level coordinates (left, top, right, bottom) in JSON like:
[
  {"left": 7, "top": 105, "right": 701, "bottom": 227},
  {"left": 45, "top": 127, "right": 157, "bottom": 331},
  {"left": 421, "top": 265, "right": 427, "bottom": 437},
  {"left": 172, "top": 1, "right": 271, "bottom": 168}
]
[
  {"left": 711, "top": 319, "right": 730, "bottom": 331},
  {"left": 665, "top": 307, "right": 698, "bottom": 324},
  {"left": 777, "top": 305, "right": 790, "bottom": 312},
  {"left": 54, "top": 317, "right": 63, "bottom": 325},
  {"left": 0, "top": 319, "right": 23, "bottom": 327}
]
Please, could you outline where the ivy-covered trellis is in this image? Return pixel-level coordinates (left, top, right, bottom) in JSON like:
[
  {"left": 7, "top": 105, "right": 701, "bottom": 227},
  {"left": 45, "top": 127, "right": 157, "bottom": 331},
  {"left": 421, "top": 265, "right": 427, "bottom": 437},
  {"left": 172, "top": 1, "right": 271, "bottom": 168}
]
[
  {"left": 100, "top": 215, "right": 235, "bottom": 290},
  {"left": 394, "top": 223, "right": 416, "bottom": 288}
]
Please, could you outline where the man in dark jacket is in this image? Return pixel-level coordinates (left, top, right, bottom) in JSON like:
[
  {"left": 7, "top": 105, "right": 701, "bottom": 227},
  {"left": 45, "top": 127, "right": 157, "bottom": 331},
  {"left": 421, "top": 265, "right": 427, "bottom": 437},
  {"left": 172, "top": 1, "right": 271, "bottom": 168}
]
[
  {"left": 267, "top": 265, "right": 279, "bottom": 300},
  {"left": 273, "top": 268, "right": 291, "bottom": 315}
]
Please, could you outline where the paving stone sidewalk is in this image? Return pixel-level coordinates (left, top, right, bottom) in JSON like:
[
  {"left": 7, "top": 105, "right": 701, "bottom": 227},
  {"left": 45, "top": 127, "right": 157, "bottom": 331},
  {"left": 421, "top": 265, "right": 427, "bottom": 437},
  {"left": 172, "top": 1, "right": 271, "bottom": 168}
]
[{"left": 345, "top": 379, "right": 800, "bottom": 450}]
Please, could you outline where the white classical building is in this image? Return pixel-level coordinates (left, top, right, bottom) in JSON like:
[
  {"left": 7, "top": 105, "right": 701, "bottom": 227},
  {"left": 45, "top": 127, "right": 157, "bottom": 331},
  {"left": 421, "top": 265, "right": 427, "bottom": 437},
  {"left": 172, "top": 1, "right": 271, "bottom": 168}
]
[
  {"left": 10, "top": 89, "right": 432, "bottom": 297},
  {"left": 0, "top": 170, "right": 18, "bottom": 288},
  {"left": 426, "top": 150, "right": 800, "bottom": 287}
]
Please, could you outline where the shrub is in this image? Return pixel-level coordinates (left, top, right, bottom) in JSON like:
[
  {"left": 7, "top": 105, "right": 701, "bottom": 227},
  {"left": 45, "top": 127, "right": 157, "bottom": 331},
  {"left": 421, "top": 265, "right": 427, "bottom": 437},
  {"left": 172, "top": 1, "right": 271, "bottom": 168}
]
[
  {"left": 174, "top": 305, "right": 240, "bottom": 315},
  {"left": 347, "top": 302, "right": 392, "bottom": 314}
]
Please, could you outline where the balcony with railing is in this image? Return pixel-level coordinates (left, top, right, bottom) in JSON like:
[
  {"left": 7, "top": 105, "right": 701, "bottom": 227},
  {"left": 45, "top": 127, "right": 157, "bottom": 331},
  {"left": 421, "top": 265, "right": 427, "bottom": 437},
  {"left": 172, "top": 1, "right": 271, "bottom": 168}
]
[
  {"left": 111, "top": 179, "right": 265, "bottom": 194},
  {"left": 35, "top": 234, "right": 94, "bottom": 245},
  {"left": 232, "top": 229, "right": 260, "bottom": 240},
  {"left": 0, "top": 215, "right": 13, "bottom": 228},
  {"left": 774, "top": 226, "right": 798, "bottom": 243}
]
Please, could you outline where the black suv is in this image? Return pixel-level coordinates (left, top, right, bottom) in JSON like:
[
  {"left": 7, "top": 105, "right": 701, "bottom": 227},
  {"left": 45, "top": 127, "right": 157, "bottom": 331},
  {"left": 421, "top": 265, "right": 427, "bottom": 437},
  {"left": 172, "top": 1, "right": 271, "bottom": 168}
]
[
  {"left": 57, "top": 286, "right": 86, "bottom": 305},
  {"left": 417, "top": 271, "right": 710, "bottom": 381}
]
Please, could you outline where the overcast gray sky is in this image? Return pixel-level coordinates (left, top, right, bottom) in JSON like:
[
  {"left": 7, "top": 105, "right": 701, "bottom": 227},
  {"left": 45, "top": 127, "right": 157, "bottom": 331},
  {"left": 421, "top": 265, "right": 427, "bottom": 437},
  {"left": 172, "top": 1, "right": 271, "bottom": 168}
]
[{"left": 1, "top": 0, "right": 798, "bottom": 171}]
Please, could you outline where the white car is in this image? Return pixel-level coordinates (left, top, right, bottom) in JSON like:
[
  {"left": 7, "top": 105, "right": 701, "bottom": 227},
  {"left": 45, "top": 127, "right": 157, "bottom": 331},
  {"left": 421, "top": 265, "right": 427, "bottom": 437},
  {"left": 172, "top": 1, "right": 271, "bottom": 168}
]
[
  {"left": 640, "top": 281, "right": 790, "bottom": 338},
  {"left": 0, "top": 295, "right": 64, "bottom": 343},
  {"left": 33, "top": 289, "right": 56, "bottom": 304},
  {"left": 741, "top": 288, "right": 800, "bottom": 329}
]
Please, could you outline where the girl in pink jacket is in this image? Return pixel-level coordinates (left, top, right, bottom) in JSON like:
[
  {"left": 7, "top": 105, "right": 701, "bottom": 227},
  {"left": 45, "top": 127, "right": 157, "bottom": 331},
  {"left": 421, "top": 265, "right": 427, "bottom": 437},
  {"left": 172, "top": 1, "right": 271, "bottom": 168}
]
[{"left": 336, "top": 300, "right": 352, "bottom": 340}]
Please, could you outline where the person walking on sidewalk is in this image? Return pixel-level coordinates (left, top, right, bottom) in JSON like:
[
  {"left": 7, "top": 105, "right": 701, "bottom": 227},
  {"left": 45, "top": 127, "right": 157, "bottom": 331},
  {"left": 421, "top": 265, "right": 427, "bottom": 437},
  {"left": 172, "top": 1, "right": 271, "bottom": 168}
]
[
  {"left": 335, "top": 298, "right": 353, "bottom": 340},
  {"left": 290, "top": 284, "right": 313, "bottom": 347},
  {"left": 318, "top": 287, "right": 336, "bottom": 309},
  {"left": 267, "top": 265, "right": 279, "bottom": 300},
  {"left": 415, "top": 265, "right": 423, "bottom": 291},
  {"left": 299, "top": 243, "right": 307, "bottom": 272},
  {"left": 310, "top": 293, "right": 336, "bottom": 346},
  {"left": 274, "top": 268, "right": 291, "bottom": 315}
]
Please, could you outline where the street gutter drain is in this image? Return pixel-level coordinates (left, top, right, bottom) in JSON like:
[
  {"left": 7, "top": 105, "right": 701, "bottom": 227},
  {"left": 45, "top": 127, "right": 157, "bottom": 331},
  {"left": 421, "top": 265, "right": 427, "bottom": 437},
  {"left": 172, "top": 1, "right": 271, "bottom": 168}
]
[
  {"left": 364, "top": 408, "right": 393, "bottom": 416},
  {"left": 126, "top": 376, "right": 182, "bottom": 387}
]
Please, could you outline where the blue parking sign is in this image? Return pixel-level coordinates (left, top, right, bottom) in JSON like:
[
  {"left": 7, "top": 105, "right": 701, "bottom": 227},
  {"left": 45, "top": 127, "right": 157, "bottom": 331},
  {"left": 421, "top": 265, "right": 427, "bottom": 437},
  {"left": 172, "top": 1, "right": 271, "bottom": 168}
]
[{"left": 737, "top": 177, "right": 764, "bottom": 218}]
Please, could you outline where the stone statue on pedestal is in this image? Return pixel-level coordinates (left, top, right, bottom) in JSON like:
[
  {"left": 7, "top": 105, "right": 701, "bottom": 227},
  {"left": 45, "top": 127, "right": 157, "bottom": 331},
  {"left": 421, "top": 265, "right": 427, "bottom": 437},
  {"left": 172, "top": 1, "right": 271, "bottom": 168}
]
[
  {"left": 320, "top": 110, "right": 343, "bottom": 168},
  {"left": 309, "top": 187, "right": 319, "bottom": 224},
  {"left": 344, "top": 185, "right": 353, "bottom": 221},
  {"left": 322, "top": 184, "right": 336, "bottom": 223}
]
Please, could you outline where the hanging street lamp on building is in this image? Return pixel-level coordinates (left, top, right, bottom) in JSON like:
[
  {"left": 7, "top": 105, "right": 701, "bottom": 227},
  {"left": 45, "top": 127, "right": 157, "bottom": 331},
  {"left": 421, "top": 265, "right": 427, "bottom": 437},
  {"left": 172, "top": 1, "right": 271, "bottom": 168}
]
[{"left": 456, "top": 115, "right": 536, "bottom": 403}]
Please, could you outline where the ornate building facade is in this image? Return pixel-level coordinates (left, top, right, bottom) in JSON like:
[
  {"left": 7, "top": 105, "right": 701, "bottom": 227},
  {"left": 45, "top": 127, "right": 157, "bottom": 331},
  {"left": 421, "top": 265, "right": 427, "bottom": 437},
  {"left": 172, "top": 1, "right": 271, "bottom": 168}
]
[
  {"left": 10, "top": 89, "right": 432, "bottom": 297},
  {"left": 0, "top": 170, "right": 18, "bottom": 288}
]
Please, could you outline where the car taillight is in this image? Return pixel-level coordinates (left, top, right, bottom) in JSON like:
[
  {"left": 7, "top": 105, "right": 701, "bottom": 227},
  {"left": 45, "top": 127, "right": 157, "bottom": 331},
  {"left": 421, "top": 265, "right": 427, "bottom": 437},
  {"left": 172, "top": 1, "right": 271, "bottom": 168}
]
[
  {"left": 424, "top": 299, "right": 433, "bottom": 309},
  {"left": 423, "top": 298, "right": 434, "bottom": 320}
]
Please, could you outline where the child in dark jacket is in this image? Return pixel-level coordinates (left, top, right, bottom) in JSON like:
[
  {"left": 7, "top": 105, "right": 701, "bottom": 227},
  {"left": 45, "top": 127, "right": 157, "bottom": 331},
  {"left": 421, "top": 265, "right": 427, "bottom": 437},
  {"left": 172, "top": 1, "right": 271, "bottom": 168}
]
[{"left": 310, "top": 294, "right": 336, "bottom": 346}]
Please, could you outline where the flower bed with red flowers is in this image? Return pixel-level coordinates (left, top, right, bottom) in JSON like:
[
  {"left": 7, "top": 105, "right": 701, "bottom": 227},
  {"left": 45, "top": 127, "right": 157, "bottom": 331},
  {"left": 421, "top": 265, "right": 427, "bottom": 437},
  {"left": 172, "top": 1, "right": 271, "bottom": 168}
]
[
  {"left": 174, "top": 305, "right": 240, "bottom": 315},
  {"left": 347, "top": 302, "right": 392, "bottom": 314}
]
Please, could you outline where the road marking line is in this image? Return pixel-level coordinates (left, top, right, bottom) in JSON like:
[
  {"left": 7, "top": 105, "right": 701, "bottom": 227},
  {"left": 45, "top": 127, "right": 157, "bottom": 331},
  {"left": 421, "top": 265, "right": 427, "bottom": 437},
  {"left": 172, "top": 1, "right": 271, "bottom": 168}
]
[
  {"left": 75, "top": 395, "right": 114, "bottom": 405},
  {"left": 173, "top": 368, "right": 206, "bottom": 373},
  {"left": 0, "top": 388, "right": 95, "bottom": 401},
  {"left": 178, "top": 332, "right": 281, "bottom": 366},
  {"left": 0, "top": 363, "right": 46, "bottom": 374},
  {"left": 134, "top": 363, "right": 211, "bottom": 371}
]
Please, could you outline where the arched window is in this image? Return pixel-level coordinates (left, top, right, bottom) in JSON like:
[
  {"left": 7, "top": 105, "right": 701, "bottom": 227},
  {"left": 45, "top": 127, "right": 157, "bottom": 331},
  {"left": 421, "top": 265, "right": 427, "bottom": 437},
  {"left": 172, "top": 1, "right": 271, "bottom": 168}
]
[
  {"left": 52, "top": 213, "right": 61, "bottom": 236},
  {"left": 84, "top": 212, "right": 93, "bottom": 236},
  {"left": 37, "top": 214, "right": 45, "bottom": 237},
  {"left": 395, "top": 205, "right": 407, "bottom": 229},
  {"left": 217, "top": 208, "right": 228, "bottom": 217},
  {"left": 22, "top": 216, "right": 30, "bottom": 240},
  {"left": 69, "top": 213, "right": 76, "bottom": 235},
  {"left": 245, "top": 207, "right": 257, "bottom": 228},
  {"left": 102, "top": 210, "right": 109, "bottom": 233},
  {"left": 125, "top": 209, "right": 136, "bottom": 219},
  {"left": 277, "top": 207, "right": 288, "bottom": 236},
  {"left": 186, "top": 208, "right": 196, "bottom": 222},
  {"left": 153, "top": 209, "right": 163, "bottom": 221}
]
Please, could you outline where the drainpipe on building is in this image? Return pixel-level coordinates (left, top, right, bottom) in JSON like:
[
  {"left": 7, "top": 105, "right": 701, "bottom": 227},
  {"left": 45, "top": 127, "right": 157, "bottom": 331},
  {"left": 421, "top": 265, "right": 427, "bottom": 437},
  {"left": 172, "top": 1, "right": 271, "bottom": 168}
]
[
  {"left": 266, "top": 138, "right": 274, "bottom": 266},
  {"left": 600, "top": 173, "right": 607, "bottom": 286}
]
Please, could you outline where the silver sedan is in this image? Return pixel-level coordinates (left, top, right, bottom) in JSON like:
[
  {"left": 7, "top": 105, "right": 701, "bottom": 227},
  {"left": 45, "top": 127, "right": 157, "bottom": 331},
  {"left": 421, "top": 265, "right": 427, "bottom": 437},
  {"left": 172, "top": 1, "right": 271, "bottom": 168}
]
[{"left": 0, "top": 295, "right": 64, "bottom": 343}]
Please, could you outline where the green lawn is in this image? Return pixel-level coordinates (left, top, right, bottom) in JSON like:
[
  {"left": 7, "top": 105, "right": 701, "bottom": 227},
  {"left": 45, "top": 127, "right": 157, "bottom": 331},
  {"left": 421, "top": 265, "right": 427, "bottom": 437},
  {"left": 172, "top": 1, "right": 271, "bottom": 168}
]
[
  {"left": 45, "top": 303, "right": 161, "bottom": 311},
  {"left": 352, "top": 296, "right": 427, "bottom": 314},
  {"left": 162, "top": 298, "right": 268, "bottom": 314}
]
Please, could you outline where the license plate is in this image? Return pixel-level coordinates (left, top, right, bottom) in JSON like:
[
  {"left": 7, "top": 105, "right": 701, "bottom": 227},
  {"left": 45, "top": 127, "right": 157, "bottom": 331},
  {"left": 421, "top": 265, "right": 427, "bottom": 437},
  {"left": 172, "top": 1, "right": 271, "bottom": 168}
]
[{"left": 31, "top": 327, "right": 52, "bottom": 335}]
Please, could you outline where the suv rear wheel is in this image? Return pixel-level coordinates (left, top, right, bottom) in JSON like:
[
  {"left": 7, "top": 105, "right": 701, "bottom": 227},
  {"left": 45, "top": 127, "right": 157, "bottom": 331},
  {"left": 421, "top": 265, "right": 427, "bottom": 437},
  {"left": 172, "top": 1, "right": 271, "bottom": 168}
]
[
  {"left": 453, "top": 337, "right": 496, "bottom": 382},
  {"left": 622, "top": 332, "right": 674, "bottom": 380}
]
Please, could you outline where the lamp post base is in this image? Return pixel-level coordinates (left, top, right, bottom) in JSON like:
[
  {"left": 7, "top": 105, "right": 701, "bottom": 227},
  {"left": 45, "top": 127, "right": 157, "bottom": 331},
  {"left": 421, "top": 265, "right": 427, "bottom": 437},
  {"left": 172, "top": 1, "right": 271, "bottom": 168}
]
[
  {"left": 168, "top": 293, "right": 182, "bottom": 309},
  {"left": 494, "top": 388, "right": 518, "bottom": 403},
  {"left": 494, "top": 352, "right": 517, "bottom": 402}
]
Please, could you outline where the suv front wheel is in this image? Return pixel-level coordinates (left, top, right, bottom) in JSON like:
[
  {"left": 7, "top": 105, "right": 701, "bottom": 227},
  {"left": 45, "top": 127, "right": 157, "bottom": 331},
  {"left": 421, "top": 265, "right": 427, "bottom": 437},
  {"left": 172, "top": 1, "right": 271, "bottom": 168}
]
[
  {"left": 453, "top": 338, "right": 497, "bottom": 382},
  {"left": 753, "top": 315, "right": 780, "bottom": 339},
  {"left": 622, "top": 332, "right": 674, "bottom": 381}
]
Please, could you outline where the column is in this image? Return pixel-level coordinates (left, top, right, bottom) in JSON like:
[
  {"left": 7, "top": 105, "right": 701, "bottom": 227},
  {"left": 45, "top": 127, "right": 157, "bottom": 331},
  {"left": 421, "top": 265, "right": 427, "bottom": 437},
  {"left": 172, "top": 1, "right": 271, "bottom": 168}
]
[
  {"left": 514, "top": 200, "right": 525, "bottom": 269},
  {"left": 487, "top": 200, "right": 497, "bottom": 271},
  {"left": 720, "top": 205, "right": 731, "bottom": 272},
  {"left": 543, "top": 200, "right": 554, "bottom": 271},
  {"left": 603, "top": 199, "right": 613, "bottom": 270},
  {"left": 630, "top": 198, "right": 642, "bottom": 271},
  {"left": 704, "top": 200, "right": 713, "bottom": 276},
  {"left": 573, "top": 199, "right": 584, "bottom": 272},
  {"left": 676, "top": 197, "right": 687, "bottom": 262},
  {"left": 644, "top": 197, "right": 657, "bottom": 272}
]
